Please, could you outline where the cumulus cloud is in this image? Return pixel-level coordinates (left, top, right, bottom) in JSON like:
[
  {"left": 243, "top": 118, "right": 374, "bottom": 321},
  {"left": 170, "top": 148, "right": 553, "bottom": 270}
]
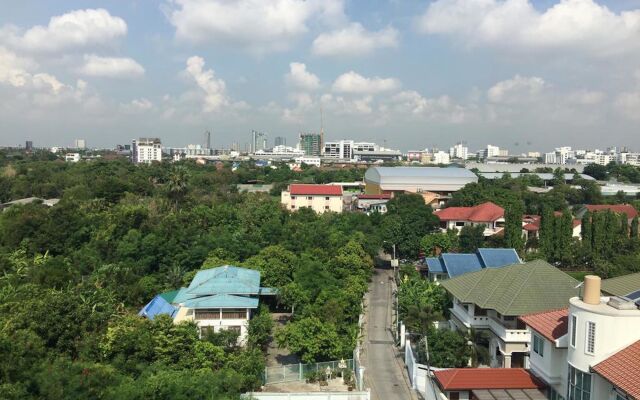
[
  {"left": 487, "top": 75, "right": 547, "bottom": 103},
  {"left": 167, "top": 0, "right": 346, "bottom": 53},
  {"left": 390, "top": 90, "right": 468, "bottom": 122},
  {"left": 4, "top": 8, "right": 127, "bottom": 52},
  {"left": 121, "top": 98, "right": 153, "bottom": 113},
  {"left": 184, "top": 55, "right": 229, "bottom": 112},
  {"left": 566, "top": 89, "right": 606, "bottom": 105},
  {"left": 312, "top": 23, "right": 398, "bottom": 57},
  {"left": 417, "top": 0, "right": 640, "bottom": 57},
  {"left": 332, "top": 71, "right": 400, "bottom": 94},
  {"left": 285, "top": 62, "right": 320, "bottom": 91},
  {"left": 79, "top": 55, "right": 145, "bottom": 78}
]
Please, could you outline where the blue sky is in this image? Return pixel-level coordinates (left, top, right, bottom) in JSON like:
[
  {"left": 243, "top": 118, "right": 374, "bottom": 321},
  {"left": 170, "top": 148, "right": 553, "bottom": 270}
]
[{"left": 1, "top": 0, "right": 640, "bottom": 152}]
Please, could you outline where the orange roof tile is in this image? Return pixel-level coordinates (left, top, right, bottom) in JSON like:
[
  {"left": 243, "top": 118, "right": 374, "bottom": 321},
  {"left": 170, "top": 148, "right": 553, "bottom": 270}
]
[
  {"left": 592, "top": 340, "right": 640, "bottom": 399},
  {"left": 519, "top": 308, "right": 569, "bottom": 342},
  {"left": 585, "top": 204, "right": 638, "bottom": 219},
  {"left": 433, "top": 368, "right": 546, "bottom": 391},
  {"left": 435, "top": 202, "right": 504, "bottom": 222},
  {"left": 289, "top": 184, "right": 342, "bottom": 196}
]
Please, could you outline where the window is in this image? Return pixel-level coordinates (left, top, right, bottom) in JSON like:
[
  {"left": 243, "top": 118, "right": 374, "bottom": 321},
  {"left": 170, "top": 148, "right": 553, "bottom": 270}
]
[
  {"left": 548, "top": 388, "right": 565, "bottom": 400},
  {"left": 199, "top": 326, "right": 215, "bottom": 337},
  {"left": 448, "top": 392, "right": 460, "bottom": 400},
  {"left": 291, "top": 205, "right": 295, "bottom": 209},
  {"left": 455, "top": 221, "right": 465, "bottom": 227},
  {"left": 307, "top": 196, "right": 313, "bottom": 200},
  {"left": 325, "top": 196, "right": 330, "bottom": 200},
  {"left": 291, "top": 196, "right": 296, "bottom": 200},
  {"left": 568, "top": 365, "right": 591, "bottom": 400},
  {"left": 585, "top": 321, "right": 596, "bottom": 354},
  {"left": 325, "top": 206, "right": 329, "bottom": 210},
  {"left": 533, "top": 334, "right": 544, "bottom": 356},
  {"left": 616, "top": 394, "right": 626, "bottom": 400},
  {"left": 221, "top": 309, "right": 246, "bottom": 319},
  {"left": 570, "top": 315, "right": 577, "bottom": 347}
]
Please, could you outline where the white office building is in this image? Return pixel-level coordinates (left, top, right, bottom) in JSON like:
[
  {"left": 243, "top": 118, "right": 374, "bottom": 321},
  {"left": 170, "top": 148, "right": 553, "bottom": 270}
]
[
  {"left": 449, "top": 143, "right": 469, "bottom": 160},
  {"left": 133, "top": 138, "right": 162, "bottom": 164},
  {"left": 74, "top": 139, "right": 86, "bottom": 149}
]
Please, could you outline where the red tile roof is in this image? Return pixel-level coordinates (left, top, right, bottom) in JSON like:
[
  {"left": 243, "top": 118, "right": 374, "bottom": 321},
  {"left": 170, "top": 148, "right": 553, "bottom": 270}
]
[
  {"left": 592, "top": 340, "right": 640, "bottom": 399},
  {"left": 289, "top": 184, "right": 343, "bottom": 196},
  {"left": 434, "top": 368, "right": 546, "bottom": 391},
  {"left": 585, "top": 204, "right": 638, "bottom": 219},
  {"left": 435, "top": 202, "right": 504, "bottom": 222},
  {"left": 519, "top": 308, "right": 569, "bottom": 342}
]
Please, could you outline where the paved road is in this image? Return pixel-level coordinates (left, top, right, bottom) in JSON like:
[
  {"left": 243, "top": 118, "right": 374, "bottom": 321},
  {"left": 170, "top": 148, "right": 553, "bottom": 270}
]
[{"left": 363, "top": 267, "right": 416, "bottom": 400}]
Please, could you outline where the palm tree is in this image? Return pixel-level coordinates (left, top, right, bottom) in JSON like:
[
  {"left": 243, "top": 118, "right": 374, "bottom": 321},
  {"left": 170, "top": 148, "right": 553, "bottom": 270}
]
[
  {"left": 167, "top": 165, "right": 189, "bottom": 211},
  {"left": 466, "top": 328, "right": 491, "bottom": 367}
]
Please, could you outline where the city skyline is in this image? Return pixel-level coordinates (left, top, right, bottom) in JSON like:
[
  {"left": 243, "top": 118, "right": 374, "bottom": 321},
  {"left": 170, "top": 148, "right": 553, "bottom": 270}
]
[{"left": 1, "top": 0, "right": 640, "bottom": 150}]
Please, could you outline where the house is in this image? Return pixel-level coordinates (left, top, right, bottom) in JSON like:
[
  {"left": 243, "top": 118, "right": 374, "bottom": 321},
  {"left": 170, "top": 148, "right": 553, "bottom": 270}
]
[
  {"left": 280, "top": 184, "right": 343, "bottom": 213},
  {"left": 522, "top": 213, "right": 582, "bottom": 241},
  {"left": 0, "top": 197, "right": 60, "bottom": 211},
  {"left": 425, "top": 248, "right": 521, "bottom": 281},
  {"left": 581, "top": 204, "right": 639, "bottom": 222},
  {"left": 441, "top": 260, "right": 579, "bottom": 368},
  {"left": 363, "top": 166, "right": 478, "bottom": 208},
  {"left": 433, "top": 368, "right": 547, "bottom": 400},
  {"left": 520, "top": 275, "right": 640, "bottom": 400},
  {"left": 355, "top": 193, "right": 392, "bottom": 214},
  {"left": 434, "top": 202, "right": 505, "bottom": 236},
  {"left": 139, "top": 265, "right": 275, "bottom": 344}
]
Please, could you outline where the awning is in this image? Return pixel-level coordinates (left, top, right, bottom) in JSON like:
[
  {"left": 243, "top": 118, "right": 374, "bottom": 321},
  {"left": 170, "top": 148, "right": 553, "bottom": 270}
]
[{"left": 472, "top": 389, "right": 547, "bottom": 400}]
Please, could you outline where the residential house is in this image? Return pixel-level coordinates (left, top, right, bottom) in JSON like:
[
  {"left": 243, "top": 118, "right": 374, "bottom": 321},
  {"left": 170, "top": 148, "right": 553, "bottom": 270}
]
[
  {"left": 425, "top": 248, "right": 521, "bottom": 281},
  {"left": 581, "top": 204, "right": 638, "bottom": 223},
  {"left": 363, "top": 166, "right": 478, "bottom": 208},
  {"left": 0, "top": 197, "right": 59, "bottom": 211},
  {"left": 432, "top": 368, "right": 547, "bottom": 400},
  {"left": 139, "top": 265, "right": 275, "bottom": 344},
  {"left": 520, "top": 275, "right": 640, "bottom": 400},
  {"left": 280, "top": 184, "right": 343, "bottom": 213},
  {"left": 522, "top": 213, "right": 582, "bottom": 241},
  {"left": 434, "top": 202, "right": 505, "bottom": 236},
  {"left": 355, "top": 193, "right": 392, "bottom": 214},
  {"left": 441, "top": 260, "right": 579, "bottom": 368}
]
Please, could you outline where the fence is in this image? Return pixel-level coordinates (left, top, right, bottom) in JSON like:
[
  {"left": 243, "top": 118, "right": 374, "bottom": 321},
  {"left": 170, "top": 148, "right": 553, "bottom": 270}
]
[
  {"left": 263, "top": 359, "right": 355, "bottom": 385},
  {"left": 404, "top": 337, "right": 446, "bottom": 400},
  {"left": 242, "top": 392, "right": 370, "bottom": 400}
]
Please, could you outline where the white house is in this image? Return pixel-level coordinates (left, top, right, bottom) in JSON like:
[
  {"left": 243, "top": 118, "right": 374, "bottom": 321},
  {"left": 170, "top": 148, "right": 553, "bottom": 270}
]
[
  {"left": 281, "top": 184, "right": 343, "bottom": 213},
  {"left": 434, "top": 202, "right": 505, "bottom": 236},
  {"left": 65, "top": 153, "right": 81, "bottom": 162},
  {"left": 139, "top": 265, "right": 275, "bottom": 344},
  {"left": 521, "top": 275, "right": 640, "bottom": 400}
]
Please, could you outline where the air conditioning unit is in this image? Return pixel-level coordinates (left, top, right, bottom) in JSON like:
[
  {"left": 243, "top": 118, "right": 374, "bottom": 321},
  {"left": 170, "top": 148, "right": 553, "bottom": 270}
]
[{"left": 607, "top": 296, "right": 638, "bottom": 310}]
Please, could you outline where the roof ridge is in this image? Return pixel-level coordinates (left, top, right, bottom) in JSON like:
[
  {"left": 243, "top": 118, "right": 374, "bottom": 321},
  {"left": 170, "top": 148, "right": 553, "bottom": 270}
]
[
  {"left": 479, "top": 266, "right": 511, "bottom": 309},
  {"left": 502, "top": 262, "right": 539, "bottom": 315}
]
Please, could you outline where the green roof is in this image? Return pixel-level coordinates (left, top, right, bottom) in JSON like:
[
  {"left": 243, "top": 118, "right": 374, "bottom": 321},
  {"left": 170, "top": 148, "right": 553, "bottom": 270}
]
[
  {"left": 441, "top": 260, "right": 580, "bottom": 316},
  {"left": 159, "top": 290, "right": 180, "bottom": 303},
  {"left": 602, "top": 272, "right": 640, "bottom": 297}
]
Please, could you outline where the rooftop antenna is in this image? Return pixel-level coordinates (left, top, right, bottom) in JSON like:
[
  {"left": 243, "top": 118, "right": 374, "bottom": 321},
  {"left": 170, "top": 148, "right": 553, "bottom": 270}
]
[{"left": 205, "top": 130, "right": 211, "bottom": 149}]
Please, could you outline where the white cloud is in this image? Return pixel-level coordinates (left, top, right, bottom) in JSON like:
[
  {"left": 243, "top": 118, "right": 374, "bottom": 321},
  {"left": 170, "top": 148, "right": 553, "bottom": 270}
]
[
  {"left": 487, "top": 75, "right": 547, "bottom": 103},
  {"left": 312, "top": 23, "right": 398, "bottom": 57},
  {"left": 285, "top": 62, "right": 320, "bottom": 91},
  {"left": 184, "top": 55, "right": 229, "bottom": 112},
  {"left": 0, "top": 47, "right": 36, "bottom": 87},
  {"left": 615, "top": 91, "right": 640, "bottom": 121},
  {"left": 332, "top": 71, "right": 400, "bottom": 94},
  {"left": 79, "top": 55, "right": 144, "bottom": 78},
  {"left": 390, "top": 90, "right": 468, "bottom": 122},
  {"left": 417, "top": 0, "right": 640, "bottom": 57},
  {"left": 167, "top": 0, "right": 346, "bottom": 53},
  {"left": 566, "top": 89, "right": 605, "bottom": 105},
  {"left": 5, "top": 8, "right": 127, "bottom": 52},
  {"left": 121, "top": 98, "right": 153, "bottom": 113}
]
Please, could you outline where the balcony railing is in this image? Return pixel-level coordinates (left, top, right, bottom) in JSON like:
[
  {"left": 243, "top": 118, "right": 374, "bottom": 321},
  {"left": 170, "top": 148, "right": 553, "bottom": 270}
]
[{"left": 450, "top": 304, "right": 529, "bottom": 343}]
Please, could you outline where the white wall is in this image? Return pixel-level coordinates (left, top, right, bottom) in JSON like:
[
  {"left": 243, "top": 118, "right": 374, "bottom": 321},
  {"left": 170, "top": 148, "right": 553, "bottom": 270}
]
[{"left": 281, "top": 191, "right": 343, "bottom": 214}]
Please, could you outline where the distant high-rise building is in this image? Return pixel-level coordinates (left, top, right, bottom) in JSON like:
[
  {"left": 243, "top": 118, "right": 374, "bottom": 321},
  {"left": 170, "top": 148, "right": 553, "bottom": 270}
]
[
  {"left": 274, "top": 136, "right": 286, "bottom": 146},
  {"left": 251, "top": 130, "right": 267, "bottom": 153},
  {"left": 74, "top": 139, "right": 86, "bottom": 149},
  {"left": 25, "top": 140, "right": 33, "bottom": 151},
  {"left": 449, "top": 142, "right": 469, "bottom": 160},
  {"left": 298, "top": 133, "right": 321, "bottom": 156},
  {"left": 132, "top": 138, "right": 162, "bottom": 164}
]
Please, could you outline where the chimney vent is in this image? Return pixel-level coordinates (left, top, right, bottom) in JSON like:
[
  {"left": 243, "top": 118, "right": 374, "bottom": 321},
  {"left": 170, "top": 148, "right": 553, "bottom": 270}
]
[{"left": 583, "top": 275, "right": 601, "bottom": 305}]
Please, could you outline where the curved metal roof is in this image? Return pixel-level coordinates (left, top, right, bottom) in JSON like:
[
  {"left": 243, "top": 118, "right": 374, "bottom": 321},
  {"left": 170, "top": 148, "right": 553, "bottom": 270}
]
[{"left": 364, "top": 166, "right": 477, "bottom": 192}]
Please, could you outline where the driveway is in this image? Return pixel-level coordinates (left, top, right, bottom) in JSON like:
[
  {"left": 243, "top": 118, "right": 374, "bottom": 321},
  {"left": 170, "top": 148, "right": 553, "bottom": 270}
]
[{"left": 362, "top": 267, "right": 417, "bottom": 400}]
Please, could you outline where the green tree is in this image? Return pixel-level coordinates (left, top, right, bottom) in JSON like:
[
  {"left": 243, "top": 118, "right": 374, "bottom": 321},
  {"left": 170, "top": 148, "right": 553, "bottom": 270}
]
[
  {"left": 418, "top": 329, "right": 471, "bottom": 368},
  {"left": 581, "top": 211, "right": 592, "bottom": 252},
  {"left": 504, "top": 200, "right": 524, "bottom": 251},
  {"left": 166, "top": 165, "right": 190, "bottom": 211},
  {"left": 458, "top": 225, "right": 485, "bottom": 253},
  {"left": 420, "top": 231, "right": 458, "bottom": 256},
  {"left": 631, "top": 216, "right": 639, "bottom": 239},
  {"left": 275, "top": 317, "right": 343, "bottom": 363},
  {"left": 384, "top": 193, "right": 439, "bottom": 258}
]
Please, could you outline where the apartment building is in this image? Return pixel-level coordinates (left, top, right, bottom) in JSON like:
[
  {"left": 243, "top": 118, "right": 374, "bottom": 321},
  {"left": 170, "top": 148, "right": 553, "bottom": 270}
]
[
  {"left": 280, "top": 184, "right": 343, "bottom": 213},
  {"left": 132, "top": 138, "right": 162, "bottom": 164}
]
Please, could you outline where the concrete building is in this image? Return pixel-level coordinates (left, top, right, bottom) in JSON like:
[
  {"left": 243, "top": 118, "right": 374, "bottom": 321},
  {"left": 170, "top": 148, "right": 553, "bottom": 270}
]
[
  {"left": 280, "top": 184, "right": 343, "bottom": 213},
  {"left": 355, "top": 193, "right": 392, "bottom": 214},
  {"left": 521, "top": 275, "right": 640, "bottom": 400},
  {"left": 132, "top": 138, "right": 162, "bottom": 164},
  {"left": 139, "top": 266, "right": 274, "bottom": 345},
  {"left": 364, "top": 167, "right": 477, "bottom": 207},
  {"left": 74, "top": 139, "right": 86, "bottom": 149},
  {"left": 449, "top": 142, "right": 469, "bottom": 160},
  {"left": 431, "top": 151, "right": 451, "bottom": 165},
  {"left": 65, "top": 153, "right": 81, "bottom": 162},
  {"left": 298, "top": 133, "right": 322, "bottom": 156},
  {"left": 324, "top": 140, "right": 355, "bottom": 159},
  {"left": 434, "top": 202, "right": 505, "bottom": 236},
  {"left": 293, "top": 156, "right": 321, "bottom": 167},
  {"left": 442, "top": 260, "right": 579, "bottom": 369},
  {"left": 274, "top": 136, "right": 286, "bottom": 146},
  {"left": 478, "top": 145, "right": 502, "bottom": 160}
]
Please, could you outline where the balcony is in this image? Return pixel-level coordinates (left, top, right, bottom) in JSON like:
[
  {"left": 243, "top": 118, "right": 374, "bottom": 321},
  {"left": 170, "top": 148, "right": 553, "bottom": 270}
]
[{"left": 450, "top": 304, "right": 530, "bottom": 343}]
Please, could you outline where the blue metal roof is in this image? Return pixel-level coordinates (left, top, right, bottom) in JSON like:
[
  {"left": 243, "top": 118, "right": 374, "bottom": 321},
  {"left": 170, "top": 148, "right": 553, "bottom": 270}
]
[
  {"left": 426, "top": 258, "right": 445, "bottom": 273},
  {"left": 186, "top": 265, "right": 261, "bottom": 296},
  {"left": 138, "top": 295, "right": 178, "bottom": 320},
  {"left": 477, "top": 248, "right": 521, "bottom": 269},
  {"left": 427, "top": 248, "right": 522, "bottom": 279},
  {"left": 441, "top": 254, "right": 484, "bottom": 278},
  {"left": 183, "top": 294, "right": 259, "bottom": 309}
]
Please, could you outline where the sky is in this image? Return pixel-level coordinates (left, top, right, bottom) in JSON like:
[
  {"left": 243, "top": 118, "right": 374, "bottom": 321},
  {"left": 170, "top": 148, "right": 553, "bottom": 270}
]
[{"left": 1, "top": 0, "right": 640, "bottom": 153}]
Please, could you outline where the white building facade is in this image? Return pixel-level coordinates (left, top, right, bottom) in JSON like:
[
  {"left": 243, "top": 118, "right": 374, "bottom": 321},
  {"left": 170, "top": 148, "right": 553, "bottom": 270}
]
[{"left": 133, "top": 138, "right": 162, "bottom": 164}]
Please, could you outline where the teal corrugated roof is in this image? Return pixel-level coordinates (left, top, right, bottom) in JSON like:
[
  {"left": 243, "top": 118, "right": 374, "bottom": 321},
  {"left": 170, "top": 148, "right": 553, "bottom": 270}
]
[
  {"left": 159, "top": 289, "right": 180, "bottom": 303},
  {"left": 183, "top": 294, "right": 259, "bottom": 309},
  {"left": 186, "top": 265, "right": 261, "bottom": 296}
]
